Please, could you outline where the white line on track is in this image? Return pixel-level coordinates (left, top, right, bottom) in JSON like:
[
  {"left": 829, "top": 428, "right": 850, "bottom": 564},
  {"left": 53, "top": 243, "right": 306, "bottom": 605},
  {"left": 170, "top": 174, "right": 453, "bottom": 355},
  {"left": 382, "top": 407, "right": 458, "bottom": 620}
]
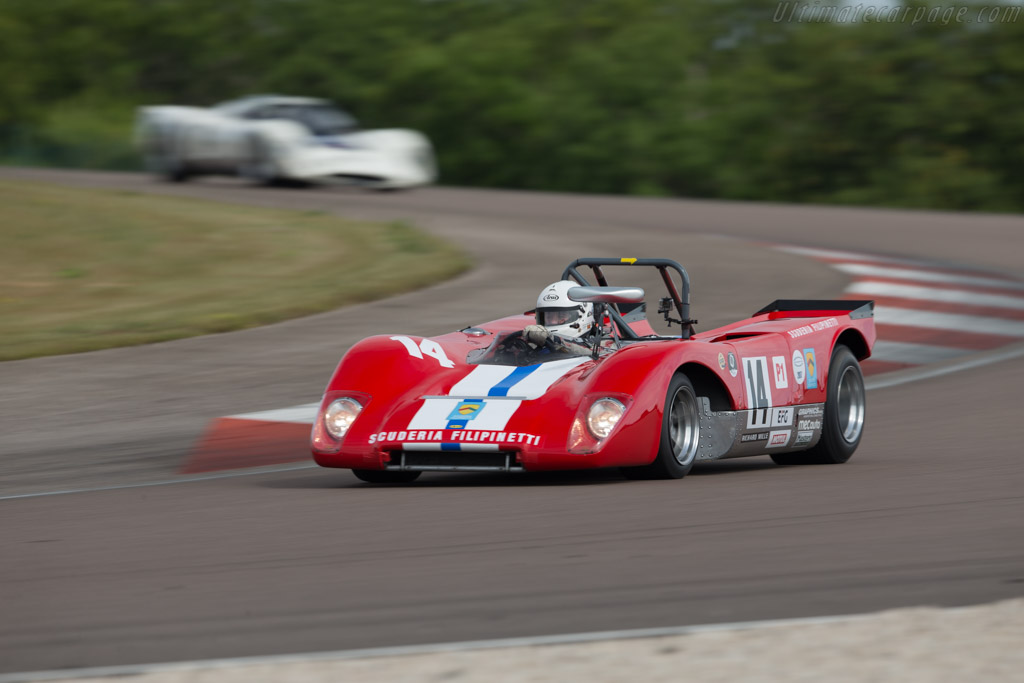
[
  {"left": 773, "top": 245, "right": 923, "bottom": 265},
  {"left": 231, "top": 402, "right": 320, "bottom": 423},
  {"left": 835, "top": 263, "right": 1024, "bottom": 290},
  {"left": 846, "top": 280, "right": 1024, "bottom": 310},
  {"left": 865, "top": 341, "right": 1024, "bottom": 390},
  {"left": 874, "top": 306, "right": 1024, "bottom": 337},
  {"left": 869, "top": 340, "right": 974, "bottom": 364},
  {"left": 0, "top": 463, "right": 317, "bottom": 502},
  {"left": 0, "top": 611, "right": 874, "bottom": 683}
]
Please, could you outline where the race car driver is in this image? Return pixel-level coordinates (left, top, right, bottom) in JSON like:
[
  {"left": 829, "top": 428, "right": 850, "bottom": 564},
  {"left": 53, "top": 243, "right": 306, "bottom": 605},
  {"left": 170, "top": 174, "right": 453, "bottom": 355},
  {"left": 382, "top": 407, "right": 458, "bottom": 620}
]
[{"left": 523, "top": 280, "right": 596, "bottom": 356}]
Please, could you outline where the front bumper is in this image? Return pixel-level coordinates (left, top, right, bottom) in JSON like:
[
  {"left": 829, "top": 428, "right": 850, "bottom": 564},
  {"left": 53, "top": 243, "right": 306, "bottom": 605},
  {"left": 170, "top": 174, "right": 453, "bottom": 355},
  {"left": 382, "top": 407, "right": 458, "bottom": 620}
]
[
  {"left": 280, "top": 146, "right": 435, "bottom": 187},
  {"left": 313, "top": 437, "right": 644, "bottom": 473},
  {"left": 385, "top": 450, "right": 524, "bottom": 473}
]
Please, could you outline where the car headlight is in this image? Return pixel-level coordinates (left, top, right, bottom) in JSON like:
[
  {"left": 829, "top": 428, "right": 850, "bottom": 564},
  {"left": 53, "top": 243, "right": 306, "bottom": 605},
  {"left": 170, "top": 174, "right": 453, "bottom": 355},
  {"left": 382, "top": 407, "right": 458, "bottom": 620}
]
[
  {"left": 587, "top": 398, "right": 625, "bottom": 440},
  {"left": 324, "top": 397, "right": 363, "bottom": 439}
]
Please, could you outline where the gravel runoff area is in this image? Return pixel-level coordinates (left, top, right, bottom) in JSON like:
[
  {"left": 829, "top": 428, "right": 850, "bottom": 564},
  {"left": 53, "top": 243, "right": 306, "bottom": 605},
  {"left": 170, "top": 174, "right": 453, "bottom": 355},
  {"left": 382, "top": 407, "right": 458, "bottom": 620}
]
[{"left": 39, "top": 598, "right": 1021, "bottom": 683}]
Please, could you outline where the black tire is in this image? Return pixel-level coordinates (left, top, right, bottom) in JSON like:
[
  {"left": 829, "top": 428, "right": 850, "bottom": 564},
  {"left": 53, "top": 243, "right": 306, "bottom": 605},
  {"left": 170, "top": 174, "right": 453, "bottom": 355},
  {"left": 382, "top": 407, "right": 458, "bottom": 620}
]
[
  {"left": 352, "top": 469, "right": 421, "bottom": 484},
  {"left": 164, "top": 160, "right": 190, "bottom": 183},
  {"left": 771, "top": 345, "right": 865, "bottom": 466},
  {"left": 146, "top": 150, "right": 190, "bottom": 182},
  {"left": 144, "top": 128, "right": 190, "bottom": 182},
  {"left": 621, "top": 373, "right": 701, "bottom": 480},
  {"left": 240, "top": 135, "right": 281, "bottom": 185}
]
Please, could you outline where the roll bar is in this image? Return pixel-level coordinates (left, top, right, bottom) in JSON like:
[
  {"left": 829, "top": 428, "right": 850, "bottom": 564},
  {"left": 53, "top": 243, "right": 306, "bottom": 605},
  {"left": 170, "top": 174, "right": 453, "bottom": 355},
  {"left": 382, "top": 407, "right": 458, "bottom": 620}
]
[{"left": 560, "top": 257, "right": 694, "bottom": 339}]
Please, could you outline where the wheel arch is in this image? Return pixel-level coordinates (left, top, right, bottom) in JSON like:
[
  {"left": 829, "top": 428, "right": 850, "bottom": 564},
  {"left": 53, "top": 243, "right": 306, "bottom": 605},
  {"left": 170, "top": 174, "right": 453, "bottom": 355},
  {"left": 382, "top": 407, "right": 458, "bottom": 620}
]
[
  {"left": 835, "top": 328, "right": 870, "bottom": 361},
  {"left": 677, "top": 362, "right": 733, "bottom": 412}
]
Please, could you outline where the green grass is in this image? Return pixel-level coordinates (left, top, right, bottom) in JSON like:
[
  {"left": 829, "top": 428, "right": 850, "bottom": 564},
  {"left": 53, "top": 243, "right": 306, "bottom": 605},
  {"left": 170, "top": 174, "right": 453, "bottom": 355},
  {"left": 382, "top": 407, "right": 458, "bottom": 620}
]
[{"left": 0, "top": 181, "right": 471, "bottom": 360}]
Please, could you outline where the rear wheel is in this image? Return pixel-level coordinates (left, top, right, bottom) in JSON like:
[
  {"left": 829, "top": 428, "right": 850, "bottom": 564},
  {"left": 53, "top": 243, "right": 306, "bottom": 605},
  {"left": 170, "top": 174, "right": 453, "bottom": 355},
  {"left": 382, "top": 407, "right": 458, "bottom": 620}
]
[
  {"left": 621, "top": 373, "right": 701, "bottom": 480},
  {"left": 240, "top": 135, "right": 281, "bottom": 185},
  {"left": 771, "top": 345, "right": 865, "bottom": 466},
  {"left": 352, "top": 469, "right": 421, "bottom": 484}
]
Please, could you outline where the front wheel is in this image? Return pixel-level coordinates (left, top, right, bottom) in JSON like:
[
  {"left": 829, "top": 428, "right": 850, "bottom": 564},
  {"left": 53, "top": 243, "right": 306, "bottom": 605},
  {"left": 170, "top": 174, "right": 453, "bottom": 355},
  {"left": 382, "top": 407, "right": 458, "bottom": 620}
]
[
  {"left": 621, "top": 372, "right": 701, "bottom": 480},
  {"left": 772, "top": 345, "right": 865, "bottom": 466},
  {"left": 352, "top": 469, "right": 421, "bottom": 484},
  {"left": 146, "top": 148, "right": 190, "bottom": 182},
  {"left": 143, "top": 128, "right": 190, "bottom": 182}
]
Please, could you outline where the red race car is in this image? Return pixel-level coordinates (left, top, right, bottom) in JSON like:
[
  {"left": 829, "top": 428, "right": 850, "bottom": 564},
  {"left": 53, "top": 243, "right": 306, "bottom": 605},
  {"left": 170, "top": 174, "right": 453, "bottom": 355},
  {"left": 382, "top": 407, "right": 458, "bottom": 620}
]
[{"left": 312, "top": 258, "right": 875, "bottom": 483}]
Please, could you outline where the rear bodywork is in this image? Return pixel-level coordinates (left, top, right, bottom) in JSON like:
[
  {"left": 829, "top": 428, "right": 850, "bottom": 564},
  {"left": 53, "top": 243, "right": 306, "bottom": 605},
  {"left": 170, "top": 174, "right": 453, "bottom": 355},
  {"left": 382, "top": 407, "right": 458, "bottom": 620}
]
[{"left": 312, "top": 259, "right": 875, "bottom": 474}]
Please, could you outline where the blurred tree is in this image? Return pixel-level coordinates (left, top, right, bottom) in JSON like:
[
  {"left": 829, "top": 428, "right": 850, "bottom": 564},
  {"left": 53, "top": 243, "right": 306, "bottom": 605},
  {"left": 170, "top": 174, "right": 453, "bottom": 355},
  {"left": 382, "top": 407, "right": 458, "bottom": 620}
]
[{"left": 0, "top": 0, "right": 1020, "bottom": 211}]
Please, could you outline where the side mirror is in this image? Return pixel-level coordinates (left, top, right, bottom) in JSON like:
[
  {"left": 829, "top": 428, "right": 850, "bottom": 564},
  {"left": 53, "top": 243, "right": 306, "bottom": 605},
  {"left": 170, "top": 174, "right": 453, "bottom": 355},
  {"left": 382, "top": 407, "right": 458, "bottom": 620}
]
[{"left": 567, "top": 286, "right": 645, "bottom": 304}]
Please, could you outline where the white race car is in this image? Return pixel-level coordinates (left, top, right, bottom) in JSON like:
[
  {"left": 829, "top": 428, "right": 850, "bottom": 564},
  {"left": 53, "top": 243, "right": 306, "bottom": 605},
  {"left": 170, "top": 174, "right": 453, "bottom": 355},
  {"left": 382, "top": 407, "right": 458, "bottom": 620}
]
[{"left": 135, "top": 95, "right": 436, "bottom": 189}]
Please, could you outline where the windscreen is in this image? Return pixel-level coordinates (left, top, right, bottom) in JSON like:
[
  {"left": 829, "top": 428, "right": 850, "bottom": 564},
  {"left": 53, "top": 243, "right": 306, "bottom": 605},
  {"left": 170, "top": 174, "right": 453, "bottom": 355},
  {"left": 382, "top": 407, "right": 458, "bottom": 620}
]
[{"left": 287, "top": 105, "right": 359, "bottom": 135}]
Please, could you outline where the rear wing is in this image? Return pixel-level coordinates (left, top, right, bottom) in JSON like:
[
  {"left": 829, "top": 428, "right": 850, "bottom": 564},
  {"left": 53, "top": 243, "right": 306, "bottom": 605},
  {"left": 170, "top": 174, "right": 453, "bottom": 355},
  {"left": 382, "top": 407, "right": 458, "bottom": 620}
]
[{"left": 755, "top": 300, "right": 874, "bottom": 319}]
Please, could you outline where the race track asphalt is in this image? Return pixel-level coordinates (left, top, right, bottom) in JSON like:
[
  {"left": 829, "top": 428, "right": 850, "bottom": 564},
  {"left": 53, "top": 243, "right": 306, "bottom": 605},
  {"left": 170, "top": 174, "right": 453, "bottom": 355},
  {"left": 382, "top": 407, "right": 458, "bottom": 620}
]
[{"left": 0, "top": 168, "right": 1022, "bottom": 675}]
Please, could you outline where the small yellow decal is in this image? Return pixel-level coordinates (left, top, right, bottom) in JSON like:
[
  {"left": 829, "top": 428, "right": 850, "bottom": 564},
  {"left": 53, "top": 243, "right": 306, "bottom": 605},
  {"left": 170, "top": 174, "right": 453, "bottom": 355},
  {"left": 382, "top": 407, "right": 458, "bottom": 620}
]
[{"left": 620, "top": 257, "right": 637, "bottom": 264}]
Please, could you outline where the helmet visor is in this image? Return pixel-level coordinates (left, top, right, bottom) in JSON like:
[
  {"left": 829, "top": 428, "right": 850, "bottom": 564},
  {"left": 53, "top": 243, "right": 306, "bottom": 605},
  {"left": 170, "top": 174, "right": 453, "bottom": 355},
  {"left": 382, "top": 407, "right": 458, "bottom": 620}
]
[{"left": 537, "top": 307, "right": 581, "bottom": 328}]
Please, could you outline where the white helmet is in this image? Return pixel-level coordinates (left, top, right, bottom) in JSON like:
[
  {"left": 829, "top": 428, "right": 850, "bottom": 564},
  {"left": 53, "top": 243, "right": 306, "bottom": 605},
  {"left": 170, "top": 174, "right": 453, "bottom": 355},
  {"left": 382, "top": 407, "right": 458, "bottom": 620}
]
[{"left": 535, "top": 280, "right": 595, "bottom": 339}]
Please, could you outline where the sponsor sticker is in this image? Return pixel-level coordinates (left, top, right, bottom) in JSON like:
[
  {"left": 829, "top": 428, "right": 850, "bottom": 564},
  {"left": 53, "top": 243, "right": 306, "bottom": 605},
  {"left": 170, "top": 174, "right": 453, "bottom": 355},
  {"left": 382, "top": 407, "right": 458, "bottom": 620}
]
[
  {"left": 792, "top": 349, "right": 806, "bottom": 386},
  {"left": 767, "top": 430, "right": 791, "bottom": 448},
  {"left": 728, "top": 352, "right": 738, "bottom": 378},
  {"left": 794, "top": 430, "right": 814, "bottom": 446},
  {"left": 798, "top": 418, "right": 822, "bottom": 431},
  {"left": 449, "top": 400, "right": 483, "bottom": 419},
  {"left": 804, "top": 348, "right": 818, "bottom": 389},
  {"left": 772, "top": 355, "right": 788, "bottom": 389},
  {"left": 770, "top": 406, "right": 794, "bottom": 428},
  {"left": 741, "top": 431, "right": 770, "bottom": 443},
  {"left": 787, "top": 317, "right": 839, "bottom": 339},
  {"left": 798, "top": 405, "right": 823, "bottom": 418},
  {"left": 718, "top": 352, "right": 727, "bottom": 371},
  {"left": 369, "top": 429, "right": 542, "bottom": 446},
  {"left": 446, "top": 399, "right": 485, "bottom": 429}
]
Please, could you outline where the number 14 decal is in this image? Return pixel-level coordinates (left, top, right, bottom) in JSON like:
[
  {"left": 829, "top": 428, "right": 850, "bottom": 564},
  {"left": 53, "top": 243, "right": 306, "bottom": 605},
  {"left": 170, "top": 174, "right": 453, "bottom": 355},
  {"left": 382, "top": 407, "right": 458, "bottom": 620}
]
[
  {"left": 743, "top": 356, "right": 772, "bottom": 428},
  {"left": 390, "top": 335, "right": 455, "bottom": 368}
]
